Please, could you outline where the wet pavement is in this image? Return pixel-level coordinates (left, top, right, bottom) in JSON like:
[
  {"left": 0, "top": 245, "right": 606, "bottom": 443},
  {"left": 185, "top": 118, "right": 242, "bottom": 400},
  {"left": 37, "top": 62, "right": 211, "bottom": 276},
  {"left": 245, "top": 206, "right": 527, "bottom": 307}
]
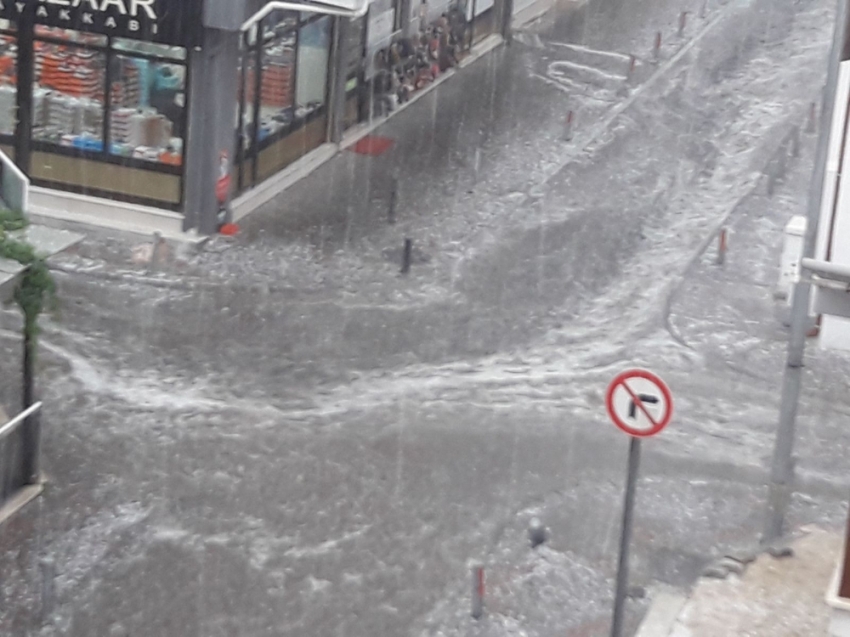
[{"left": 1, "top": 0, "right": 848, "bottom": 635}]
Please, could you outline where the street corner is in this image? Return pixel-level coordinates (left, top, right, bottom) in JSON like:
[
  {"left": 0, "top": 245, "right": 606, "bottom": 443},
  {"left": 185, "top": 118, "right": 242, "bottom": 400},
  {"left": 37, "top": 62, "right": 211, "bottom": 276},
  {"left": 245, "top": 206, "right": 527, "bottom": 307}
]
[{"left": 636, "top": 526, "right": 842, "bottom": 637}]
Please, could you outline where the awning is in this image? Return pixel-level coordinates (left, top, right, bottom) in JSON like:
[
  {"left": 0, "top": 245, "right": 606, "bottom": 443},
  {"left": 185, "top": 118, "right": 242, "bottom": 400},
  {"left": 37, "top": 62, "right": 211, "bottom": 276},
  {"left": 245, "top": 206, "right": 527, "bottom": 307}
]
[{"left": 242, "top": 0, "right": 371, "bottom": 31}]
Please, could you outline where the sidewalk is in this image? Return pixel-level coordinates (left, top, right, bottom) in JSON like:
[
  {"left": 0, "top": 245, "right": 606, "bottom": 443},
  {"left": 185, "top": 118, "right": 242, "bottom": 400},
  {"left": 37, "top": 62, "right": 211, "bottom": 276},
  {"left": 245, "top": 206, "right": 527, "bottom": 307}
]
[{"left": 636, "top": 527, "right": 841, "bottom": 637}]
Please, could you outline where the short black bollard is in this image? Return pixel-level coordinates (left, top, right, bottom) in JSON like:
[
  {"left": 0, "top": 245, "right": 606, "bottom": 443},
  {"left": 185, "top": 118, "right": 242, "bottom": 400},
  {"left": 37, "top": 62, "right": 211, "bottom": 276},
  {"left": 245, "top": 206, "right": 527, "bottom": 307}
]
[
  {"left": 401, "top": 238, "right": 413, "bottom": 274},
  {"left": 388, "top": 177, "right": 398, "bottom": 224},
  {"left": 807, "top": 102, "right": 818, "bottom": 134}
]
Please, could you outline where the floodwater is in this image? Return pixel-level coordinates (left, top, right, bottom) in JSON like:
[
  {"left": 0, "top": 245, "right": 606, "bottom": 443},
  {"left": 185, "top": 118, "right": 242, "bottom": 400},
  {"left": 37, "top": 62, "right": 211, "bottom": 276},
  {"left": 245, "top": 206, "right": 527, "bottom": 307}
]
[{"left": 2, "top": 0, "right": 849, "bottom": 635}]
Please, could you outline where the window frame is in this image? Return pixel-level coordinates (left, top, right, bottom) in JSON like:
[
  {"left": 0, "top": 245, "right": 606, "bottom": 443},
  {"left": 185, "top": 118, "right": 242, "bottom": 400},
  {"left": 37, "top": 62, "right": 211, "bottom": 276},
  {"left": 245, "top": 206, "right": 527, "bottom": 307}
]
[{"left": 28, "top": 29, "right": 190, "bottom": 182}]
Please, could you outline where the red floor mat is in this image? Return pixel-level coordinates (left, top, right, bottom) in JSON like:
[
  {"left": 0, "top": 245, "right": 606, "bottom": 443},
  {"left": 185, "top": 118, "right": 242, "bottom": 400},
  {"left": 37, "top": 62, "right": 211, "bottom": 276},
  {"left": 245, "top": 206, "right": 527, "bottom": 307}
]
[{"left": 349, "top": 135, "right": 395, "bottom": 156}]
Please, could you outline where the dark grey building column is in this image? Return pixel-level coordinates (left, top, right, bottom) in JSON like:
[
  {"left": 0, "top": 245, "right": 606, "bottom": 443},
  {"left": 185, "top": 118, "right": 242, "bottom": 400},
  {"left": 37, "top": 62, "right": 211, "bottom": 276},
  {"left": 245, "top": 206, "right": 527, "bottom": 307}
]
[
  {"left": 501, "top": 0, "right": 514, "bottom": 42},
  {"left": 182, "top": 0, "right": 247, "bottom": 234},
  {"left": 400, "top": 0, "right": 415, "bottom": 37},
  {"left": 328, "top": 17, "right": 351, "bottom": 144},
  {"left": 183, "top": 29, "right": 240, "bottom": 234}
]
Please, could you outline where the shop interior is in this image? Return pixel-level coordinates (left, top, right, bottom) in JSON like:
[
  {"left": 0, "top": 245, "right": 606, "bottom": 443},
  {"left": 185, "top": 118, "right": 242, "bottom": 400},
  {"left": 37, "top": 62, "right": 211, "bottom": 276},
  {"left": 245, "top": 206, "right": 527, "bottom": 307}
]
[
  {"left": 236, "top": 11, "right": 332, "bottom": 193},
  {"left": 0, "top": 20, "right": 187, "bottom": 209}
]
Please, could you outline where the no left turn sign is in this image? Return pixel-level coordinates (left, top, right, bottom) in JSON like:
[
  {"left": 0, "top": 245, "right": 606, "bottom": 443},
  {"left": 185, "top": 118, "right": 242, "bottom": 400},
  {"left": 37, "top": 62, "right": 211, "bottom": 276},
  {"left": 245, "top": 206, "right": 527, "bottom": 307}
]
[{"left": 605, "top": 369, "right": 673, "bottom": 438}]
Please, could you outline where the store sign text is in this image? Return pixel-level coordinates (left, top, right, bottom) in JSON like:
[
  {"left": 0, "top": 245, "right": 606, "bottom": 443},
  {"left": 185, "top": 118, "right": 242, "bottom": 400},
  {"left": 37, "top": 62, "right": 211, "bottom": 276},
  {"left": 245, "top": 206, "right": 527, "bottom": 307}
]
[{"left": 0, "top": 0, "right": 201, "bottom": 45}]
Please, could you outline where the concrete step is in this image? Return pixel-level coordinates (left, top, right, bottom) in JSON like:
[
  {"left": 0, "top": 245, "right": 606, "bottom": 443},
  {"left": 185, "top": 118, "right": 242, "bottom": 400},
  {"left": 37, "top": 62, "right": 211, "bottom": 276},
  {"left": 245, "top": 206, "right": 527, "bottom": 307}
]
[{"left": 29, "top": 186, "right": 186, "bottom": 239}]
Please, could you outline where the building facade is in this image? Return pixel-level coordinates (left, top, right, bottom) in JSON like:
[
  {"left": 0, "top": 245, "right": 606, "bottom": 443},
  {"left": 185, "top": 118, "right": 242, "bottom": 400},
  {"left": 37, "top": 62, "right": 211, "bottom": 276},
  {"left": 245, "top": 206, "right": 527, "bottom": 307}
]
[{"left": 0, "top": 0, "right": 510, "bottom": 235}]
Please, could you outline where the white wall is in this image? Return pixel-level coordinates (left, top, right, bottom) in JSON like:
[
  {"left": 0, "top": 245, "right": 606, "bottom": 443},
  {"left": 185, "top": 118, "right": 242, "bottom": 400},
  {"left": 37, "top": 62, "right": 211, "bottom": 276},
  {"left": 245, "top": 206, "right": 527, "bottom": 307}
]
[{"left": 818, "top": 61, "right": 850, "bottom": 351}]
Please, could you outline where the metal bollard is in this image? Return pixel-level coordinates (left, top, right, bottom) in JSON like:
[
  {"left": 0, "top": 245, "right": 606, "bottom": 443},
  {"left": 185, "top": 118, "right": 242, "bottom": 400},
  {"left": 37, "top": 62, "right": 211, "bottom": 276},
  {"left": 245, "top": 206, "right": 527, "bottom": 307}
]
[
  {"left": 716, "top": 228, "right": 728, "bottom": 266},
  {"left": 627, "top": 55, "right": 637, "bottom": 82},
  {"left": 401, "top": 238, "right": 413, "bottom": 274},
  {"left": 39, "top": 557, "right": 56, "bottom": 623},
  {"left": 790, "top": 126, "right": 801, "bottom": 158},
  {"left": 807, "top": 102, "right": 817, "bottom": 134},
  {"left": 471, "top": 563, "right": 484, "bottom": 619},
  {"left": 564, "top": 111, "right": 574, "bottom": 141},
  {"left": 388, "top": 176, "right": 398, "bottom": 224}
]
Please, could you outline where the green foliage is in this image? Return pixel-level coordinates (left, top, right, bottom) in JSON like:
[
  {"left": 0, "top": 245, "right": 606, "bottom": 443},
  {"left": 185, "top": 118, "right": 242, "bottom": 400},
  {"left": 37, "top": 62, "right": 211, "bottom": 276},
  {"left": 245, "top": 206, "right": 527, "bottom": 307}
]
[{"left": 0, "top": 209, "right": 56, "bottom": 339}]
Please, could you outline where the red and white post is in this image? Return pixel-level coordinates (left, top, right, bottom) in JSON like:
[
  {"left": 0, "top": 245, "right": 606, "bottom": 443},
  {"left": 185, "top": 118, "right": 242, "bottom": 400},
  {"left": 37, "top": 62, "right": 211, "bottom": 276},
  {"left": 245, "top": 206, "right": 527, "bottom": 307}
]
[
  {"left": 471, "top": 563, "right": 484, "bottom": 619},
  {"left": 627, "top": 54, "right": 637, "bottom": 82},
  {"left": 717, "top": 227, "right": 728, "bottom": 265}
]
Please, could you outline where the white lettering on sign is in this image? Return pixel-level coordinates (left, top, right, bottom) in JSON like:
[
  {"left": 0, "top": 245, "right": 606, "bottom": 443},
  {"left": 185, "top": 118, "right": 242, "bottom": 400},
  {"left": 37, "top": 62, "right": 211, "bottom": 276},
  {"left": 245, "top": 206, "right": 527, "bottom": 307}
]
[
  {"left": 70, "top": 0, "right": 99, "bottom": 9},
  {"left": 99, "top": 0, "right": 126, "bottom": 14},
  {"left": 1, "top": 0, "right": 179, "bottom": 42},
  {"left": 130, "top": 0, "right": 155, "bottom": 19}
]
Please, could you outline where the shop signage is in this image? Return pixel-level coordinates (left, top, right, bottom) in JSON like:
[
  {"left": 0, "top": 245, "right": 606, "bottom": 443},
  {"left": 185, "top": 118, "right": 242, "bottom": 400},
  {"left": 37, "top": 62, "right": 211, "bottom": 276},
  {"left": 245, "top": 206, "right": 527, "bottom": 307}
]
[
  {"left": 367, "top": 8, "right": 394, "bottom": 47},
  {"left": 0, "top": 0, "right": 203, "bottom": 46}
]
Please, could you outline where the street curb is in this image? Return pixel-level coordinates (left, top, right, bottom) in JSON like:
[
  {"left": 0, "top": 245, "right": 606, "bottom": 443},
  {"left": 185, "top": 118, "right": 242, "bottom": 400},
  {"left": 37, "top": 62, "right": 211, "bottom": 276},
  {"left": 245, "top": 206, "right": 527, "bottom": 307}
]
[
  {"left": 661, "top": 115, "right": 806, "bottom": 350},
  {"left": 0, "top": 476, "right": 46, "bottom": 526},
  {"left": 232, "top": 33, "right": 504, "bottom": 227},
  {"left": 634, "top": 590, "right": 688, "bottom": 637}
]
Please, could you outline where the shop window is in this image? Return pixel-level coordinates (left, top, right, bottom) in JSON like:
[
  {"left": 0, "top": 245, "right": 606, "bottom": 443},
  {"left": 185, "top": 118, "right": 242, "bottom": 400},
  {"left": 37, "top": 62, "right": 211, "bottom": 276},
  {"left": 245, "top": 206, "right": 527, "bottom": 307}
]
[
  {"left": 109, "top": 55, "right": 185, "bottom": 165},
  {"left": 32, "top": 37, "right": 106, "bottom": 149},
  {"left": 112, "top": 38, "right": 186, "bottom": 61},
  {"left": 35, "top": 25, "right": 107, "bottom": 47},
  {"left": 238, "top": 52, "right": 257, "bottom": 153},
  {"left": 265, "top": 11, "right": 299, "bottom": 40},
  {"left": 296, "top": 17, "right": 330, "bottom": 116},
  {"left": 257, "top": 25, "right": 296, "bottom": 143},
  {"left": 0, "top": 33, "right": 16, "bottom": 136}
]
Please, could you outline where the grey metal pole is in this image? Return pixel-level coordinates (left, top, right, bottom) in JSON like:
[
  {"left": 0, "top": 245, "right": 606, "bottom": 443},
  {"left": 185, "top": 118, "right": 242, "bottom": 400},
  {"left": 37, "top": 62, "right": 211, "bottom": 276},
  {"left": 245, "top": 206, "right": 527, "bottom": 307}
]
[
  {"left": 611, "top": 437, "right": 641, "bottom": 637},
  {"left": 763, "top": 0, "right": 849, "bottom": 545}
]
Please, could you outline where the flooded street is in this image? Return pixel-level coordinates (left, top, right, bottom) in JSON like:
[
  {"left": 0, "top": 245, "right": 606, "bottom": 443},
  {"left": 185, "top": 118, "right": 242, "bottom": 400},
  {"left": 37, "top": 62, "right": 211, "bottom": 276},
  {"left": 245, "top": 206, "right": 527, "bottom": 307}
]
[{"left": 2, "top": 0, "right": 849, "bottom": 635}]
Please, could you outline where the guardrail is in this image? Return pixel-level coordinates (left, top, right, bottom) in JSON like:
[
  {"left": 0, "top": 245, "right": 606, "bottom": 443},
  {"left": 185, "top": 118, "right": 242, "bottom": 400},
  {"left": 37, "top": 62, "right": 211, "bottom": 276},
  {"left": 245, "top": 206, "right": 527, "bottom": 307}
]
[{"left": 0, "top": 401, "right": 42, "bottom": 508}]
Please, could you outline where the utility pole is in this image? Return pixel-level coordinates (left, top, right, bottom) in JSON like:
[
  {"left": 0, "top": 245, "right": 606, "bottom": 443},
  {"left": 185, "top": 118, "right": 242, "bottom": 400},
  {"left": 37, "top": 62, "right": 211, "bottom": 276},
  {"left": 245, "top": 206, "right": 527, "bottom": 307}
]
[{"left": 763, "top": 0, "right": 850, "bottom": 545}]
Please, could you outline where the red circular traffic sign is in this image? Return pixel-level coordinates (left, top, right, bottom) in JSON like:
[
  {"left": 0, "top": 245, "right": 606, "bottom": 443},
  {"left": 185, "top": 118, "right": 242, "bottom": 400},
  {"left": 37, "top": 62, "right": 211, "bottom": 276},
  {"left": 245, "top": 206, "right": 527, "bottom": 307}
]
[{"left": 605, "top": 369, "right": 673, "bottom": 438}]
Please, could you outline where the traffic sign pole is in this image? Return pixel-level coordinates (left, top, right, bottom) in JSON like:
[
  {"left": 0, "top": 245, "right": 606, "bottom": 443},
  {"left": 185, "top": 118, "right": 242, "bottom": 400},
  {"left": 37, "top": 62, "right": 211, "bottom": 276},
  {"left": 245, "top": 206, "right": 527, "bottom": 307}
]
[
  {"left": 610, "top": 436, "right": 641, "bottom": 637},
  {"left": 604, "top": 369, "right": 673, "bottom": 637}
]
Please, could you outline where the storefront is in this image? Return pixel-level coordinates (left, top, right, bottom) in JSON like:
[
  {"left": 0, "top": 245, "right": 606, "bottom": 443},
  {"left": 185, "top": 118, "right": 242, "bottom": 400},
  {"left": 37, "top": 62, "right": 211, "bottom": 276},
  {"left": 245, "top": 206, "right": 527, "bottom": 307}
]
[
  {"left": 0, "top": 0, "right": 502, "bottom": 235},
  {"left": 0, "top": 0, "right": 352, "bottom": 233},
  {"left": 0, "top": 0, "right": 200, "bottom": 211},
  {"left": 235, "top": 10, "right": 334, "bottom": 194}
]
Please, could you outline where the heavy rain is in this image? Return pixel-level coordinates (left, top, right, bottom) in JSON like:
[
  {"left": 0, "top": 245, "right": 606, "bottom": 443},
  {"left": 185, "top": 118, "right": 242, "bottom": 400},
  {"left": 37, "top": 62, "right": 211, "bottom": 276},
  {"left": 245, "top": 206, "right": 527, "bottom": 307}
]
[{"left": 2, "top": 0, "right": 850, "bottom": 635}]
